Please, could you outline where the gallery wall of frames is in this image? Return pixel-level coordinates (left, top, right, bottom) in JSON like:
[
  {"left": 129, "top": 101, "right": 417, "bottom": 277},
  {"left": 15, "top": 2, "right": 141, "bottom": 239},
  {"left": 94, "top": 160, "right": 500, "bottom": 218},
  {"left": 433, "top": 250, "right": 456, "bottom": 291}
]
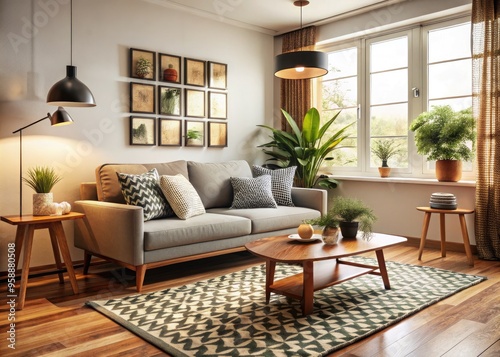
[{"left": 128, "top": 48, "right": 228, "bottom": 148}]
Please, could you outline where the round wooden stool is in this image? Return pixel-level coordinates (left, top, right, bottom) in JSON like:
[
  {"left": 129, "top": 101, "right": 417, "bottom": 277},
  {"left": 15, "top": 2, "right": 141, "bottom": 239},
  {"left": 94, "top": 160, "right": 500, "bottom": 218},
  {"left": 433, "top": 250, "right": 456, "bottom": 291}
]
[{"left": 416, "top": 207, "right": 475, "bottom": 266}]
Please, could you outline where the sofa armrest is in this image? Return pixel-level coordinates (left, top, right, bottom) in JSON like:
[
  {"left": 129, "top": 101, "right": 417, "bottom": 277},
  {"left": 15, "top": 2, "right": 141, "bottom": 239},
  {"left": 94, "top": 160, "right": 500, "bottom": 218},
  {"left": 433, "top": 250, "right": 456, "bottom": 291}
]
[
  {"left": 291, "top": 187, "right": 327, "bottom": 215},
  {"left": 73, "top": 200, "right": 145, "bottom": 266}
]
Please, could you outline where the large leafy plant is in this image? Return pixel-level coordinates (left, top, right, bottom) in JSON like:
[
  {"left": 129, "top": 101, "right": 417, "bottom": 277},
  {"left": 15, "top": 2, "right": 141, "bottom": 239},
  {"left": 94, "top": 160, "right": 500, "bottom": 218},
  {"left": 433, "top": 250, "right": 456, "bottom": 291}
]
[
  {"left": 409, "top": 105, "right": 475, "bottom": 161},
  {"left": 257, "top": 107, "right": 353, "bottom": 189}
]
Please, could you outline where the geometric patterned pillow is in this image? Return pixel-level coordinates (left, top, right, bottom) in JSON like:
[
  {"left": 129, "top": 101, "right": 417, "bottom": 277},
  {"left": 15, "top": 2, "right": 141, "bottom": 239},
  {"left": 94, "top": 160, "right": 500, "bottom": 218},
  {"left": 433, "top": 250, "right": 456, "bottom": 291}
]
[
  {"left": 229, "top": 175, "right": 278, "bottom": 209},
  {"left": 159, "top": 174, "right": 205, "bottom": 220},
  {"left": 116, "top": 168, "right": 174, "bottom": 221},
  {"left": 252, "top": 165, "right": 296, "bottom": 206}
]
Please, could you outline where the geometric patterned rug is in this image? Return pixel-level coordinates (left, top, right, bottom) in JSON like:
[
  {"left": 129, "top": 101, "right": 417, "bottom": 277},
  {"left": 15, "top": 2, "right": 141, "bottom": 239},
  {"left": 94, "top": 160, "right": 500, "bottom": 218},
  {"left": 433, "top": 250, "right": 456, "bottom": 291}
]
[{"left": 87, "top": 257, "right": 485, "bottom": 356}]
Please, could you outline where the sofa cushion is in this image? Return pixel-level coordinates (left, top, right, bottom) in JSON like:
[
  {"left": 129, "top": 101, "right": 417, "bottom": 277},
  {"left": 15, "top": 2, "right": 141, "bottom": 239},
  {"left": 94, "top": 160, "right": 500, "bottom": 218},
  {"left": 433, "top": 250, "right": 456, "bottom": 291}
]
[
  {"left": 230, "top": 175, "right": 277, "bottom": 209},
  {"left": 208, "top": 206, "right": 320, "bottom": 234},
  {"left": 143, "top": 213, "right": 251, "bottom": 251},
  {"left": 252, "top": 165, "right": 296, "bottom": 206},
  {"left": 117, "top": 169, "right": 174, "bottom": 221},
  {"left": 187, "top": 160, "right": 253, "bottom": 208},
  {"left": 96, "top": 160, "right": 188, "bottom": 203},
  {"left": 159, "top": 174, "right": 206, "bottom": 219}
]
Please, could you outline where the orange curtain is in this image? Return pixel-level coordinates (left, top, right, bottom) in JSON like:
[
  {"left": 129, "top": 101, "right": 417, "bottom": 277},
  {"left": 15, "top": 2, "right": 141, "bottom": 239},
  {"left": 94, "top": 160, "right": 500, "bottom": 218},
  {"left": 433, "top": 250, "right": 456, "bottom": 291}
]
[
  {"left": 279, "top": 26, "right": 317, "bottom": 130},
  {"left": 472, "top": 0, "right": 500, "bottom": 260}
]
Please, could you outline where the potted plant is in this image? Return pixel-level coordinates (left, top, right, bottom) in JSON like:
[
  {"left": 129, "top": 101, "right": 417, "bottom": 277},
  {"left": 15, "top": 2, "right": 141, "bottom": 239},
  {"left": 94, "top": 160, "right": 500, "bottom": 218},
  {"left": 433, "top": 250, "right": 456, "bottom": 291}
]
[
  {"left": 409, "top": 105, "right": 475, "bottom": 182},
  {"left": 186, "top": 128, "right": 203, "bottom": 145},
  {"left": 257, "top": 107, "right": 354, "bottom": 189},
  {"left": 329, "top": 196, "right": 376, "bottom": 239},
  {"left": 305, "top": 211, "right": 340, "bottom": 245},
  {"left": 136, "top": 57, "right": 152, "bottom": 78},
  {"left": 23, "top": 166, "right": 62, "bottom": 215},
  {"left": 371, "top": 139, "right": 401, "bottom": 178}
]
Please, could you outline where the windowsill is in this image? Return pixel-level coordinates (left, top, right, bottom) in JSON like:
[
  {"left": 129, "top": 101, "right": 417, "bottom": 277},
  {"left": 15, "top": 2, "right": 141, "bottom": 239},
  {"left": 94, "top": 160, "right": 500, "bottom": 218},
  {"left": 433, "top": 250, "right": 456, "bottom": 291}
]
[{"left": 329, "top": 175, "right": 476, "bottom": 187}]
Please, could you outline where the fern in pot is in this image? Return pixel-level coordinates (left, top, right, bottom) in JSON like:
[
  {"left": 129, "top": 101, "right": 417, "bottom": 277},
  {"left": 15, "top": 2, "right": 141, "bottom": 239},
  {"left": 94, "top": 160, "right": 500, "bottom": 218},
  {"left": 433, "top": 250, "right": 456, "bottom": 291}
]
[
  {"left": 23, "top": 166, "right": 62, "bottom": 215},
  {"left": 330, "top": 196, "right": 377, "bottom": 240}
]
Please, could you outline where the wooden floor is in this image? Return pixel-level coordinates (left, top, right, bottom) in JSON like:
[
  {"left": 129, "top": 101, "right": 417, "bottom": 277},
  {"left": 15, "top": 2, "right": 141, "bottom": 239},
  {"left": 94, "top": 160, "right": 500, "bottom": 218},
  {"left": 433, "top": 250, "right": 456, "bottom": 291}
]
[{"left": 1, "top": 244, "right": 499, "bottom": 357}]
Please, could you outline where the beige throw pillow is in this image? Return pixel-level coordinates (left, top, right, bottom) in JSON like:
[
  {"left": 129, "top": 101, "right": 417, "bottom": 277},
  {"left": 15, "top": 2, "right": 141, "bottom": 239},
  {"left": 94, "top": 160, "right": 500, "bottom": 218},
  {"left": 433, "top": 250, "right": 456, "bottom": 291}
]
[{"left": 159, "top": 174, "right": 205, "bottom": 219}]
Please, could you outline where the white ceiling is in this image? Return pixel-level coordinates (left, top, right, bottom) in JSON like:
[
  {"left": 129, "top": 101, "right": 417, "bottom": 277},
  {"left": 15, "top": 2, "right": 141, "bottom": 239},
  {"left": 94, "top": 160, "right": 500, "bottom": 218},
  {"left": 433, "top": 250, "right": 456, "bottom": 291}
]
[{"left": 143, "top": 0, "right": 406, "bottom": 35}]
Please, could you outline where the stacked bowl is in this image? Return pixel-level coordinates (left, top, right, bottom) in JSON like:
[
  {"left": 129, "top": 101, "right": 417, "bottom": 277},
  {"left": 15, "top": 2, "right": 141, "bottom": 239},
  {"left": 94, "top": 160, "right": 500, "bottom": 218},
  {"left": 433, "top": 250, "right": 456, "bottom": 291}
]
[{"left": 430, "top": 192, "right": 457, "bottom": 210}]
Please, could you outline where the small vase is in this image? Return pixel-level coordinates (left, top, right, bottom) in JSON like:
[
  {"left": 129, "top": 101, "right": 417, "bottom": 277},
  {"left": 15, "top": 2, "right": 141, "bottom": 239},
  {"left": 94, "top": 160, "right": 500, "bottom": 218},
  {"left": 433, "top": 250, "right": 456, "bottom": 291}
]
[
  {"left": 297, "top": 223, "right": 314, "bottom": 239},
  {"left": 163, "top": 64, "right": 178, "bottom": 82},
  {"left": 322, "top": 226, "right": 339, "bottom": 245},
  {"left": 33, "top": 193, "right": 53, "bottom": 216}
]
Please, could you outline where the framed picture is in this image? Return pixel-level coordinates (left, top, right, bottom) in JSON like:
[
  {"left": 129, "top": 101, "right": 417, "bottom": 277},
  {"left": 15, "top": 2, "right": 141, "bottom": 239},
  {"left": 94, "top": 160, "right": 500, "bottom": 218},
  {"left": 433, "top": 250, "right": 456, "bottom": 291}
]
[
  {"left": 208, "top": 121, "right": 227, "bottom": 147},
  {"left": 130, "top": 48, "right": 156, "bottom": 81},
  {"left": 185, "top": 120, "right": 205, "bottom": 147},
  {"left": 208, "top": 91, "right": 227, "bottom": 119},
  {"left": 159, "top": 118, "right": 182, "bottom": 146},
  {"left": 130, "top": 116, "right": 156, "bottom": 145},
  {"left": 184, "top": 58, "right": 206, "bottom": 87},
  {"left": 159, "top": 53, "right": 181, "bottom": 84},
  {"left": 185, "top": 89, "right": 205, "bottom": 117},
  {"left": 130, "top": 82, "right": 155, "bottom": 114},
  {"left": 158, "top": 86, "right": 181, "bottom": 116},
  {"left": 208, "top": 61, "right": 227, "bottom": 89}
]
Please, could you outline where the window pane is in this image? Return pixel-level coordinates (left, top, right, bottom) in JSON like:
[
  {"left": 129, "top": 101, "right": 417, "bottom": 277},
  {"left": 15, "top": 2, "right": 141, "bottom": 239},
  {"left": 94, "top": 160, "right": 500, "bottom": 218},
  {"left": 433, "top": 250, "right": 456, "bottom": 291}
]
[
  {"left": 428, "top": 59, "right": 472, "bottom": 99},
  {"left": 324, "top": 47, "right": 357, "bottom": 80},
  {"left": 322, "top": 77, "right": 357, "bottom": 109},
  {"left": 429, "top": 23, "right": 471, "bottom": 63},
  {"left": 371, "top": 37, "right": 408, "bottom": 72},
  {"left": 371, "top": 69, "right": 408, "bottom": 105},
  {"left": 370, "top": 138, "right": 408, "bottom": 168},
  {"left": 429, "top": 97, "right": 472, "bottom": 111},
  {"left": 370, "top": 103, "right": 408, "bottom": 136},
  {"left": 322, "top": 108, "right": 358, "bottom": 167}
]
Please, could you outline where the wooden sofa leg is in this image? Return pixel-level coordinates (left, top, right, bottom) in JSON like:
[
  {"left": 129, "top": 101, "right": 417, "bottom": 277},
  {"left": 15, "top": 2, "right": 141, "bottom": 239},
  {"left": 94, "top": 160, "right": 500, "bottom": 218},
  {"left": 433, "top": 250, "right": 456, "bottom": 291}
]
[
  {"left": 136, "top": 265, "right": 147, "bottom": 292},
  {"left": 83, "top": 251, "right": 92, "bottom": 275}
]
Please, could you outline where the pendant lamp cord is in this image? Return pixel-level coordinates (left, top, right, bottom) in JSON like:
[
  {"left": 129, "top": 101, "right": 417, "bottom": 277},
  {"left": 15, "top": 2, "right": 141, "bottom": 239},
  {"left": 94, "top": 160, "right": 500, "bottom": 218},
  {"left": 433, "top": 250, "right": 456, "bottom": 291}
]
[
  {"left": 70, "top": 0, "right": 73, "bottom": 65},
  {"left": 300, "top": 4, "right": 303, "bottom": 50}
]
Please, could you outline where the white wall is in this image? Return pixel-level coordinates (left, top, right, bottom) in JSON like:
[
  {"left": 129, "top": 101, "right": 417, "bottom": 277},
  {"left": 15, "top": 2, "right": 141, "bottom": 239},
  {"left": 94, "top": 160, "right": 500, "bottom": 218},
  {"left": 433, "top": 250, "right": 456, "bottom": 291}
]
[{"left": 0, "top": 0, "right": 274, "bottom": 268}]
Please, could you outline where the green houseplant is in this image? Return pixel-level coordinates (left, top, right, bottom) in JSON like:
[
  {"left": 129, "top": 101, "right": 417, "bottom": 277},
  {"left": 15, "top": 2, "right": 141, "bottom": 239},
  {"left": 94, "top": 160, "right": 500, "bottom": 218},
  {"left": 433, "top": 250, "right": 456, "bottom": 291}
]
[
  {"left": 305, "top": 211, "right": 340, "bottom": 245},
  {"left": 371, "top": 139, "right": 401, "bottom": 177},
  {"left": 409, "top": 105, "right": 475, "bottom": 181},
  {"left": 136, "top": 57, "right": 152, "bottom": 78},
  {"left": 257, "top": 107, "right": 354, "bottom": 189},
  {"left": 329, "top": 196, "right": 376, "bottom": 239},
  {"left": 23, "top": 166, "right": 62, "bottom": 215}
]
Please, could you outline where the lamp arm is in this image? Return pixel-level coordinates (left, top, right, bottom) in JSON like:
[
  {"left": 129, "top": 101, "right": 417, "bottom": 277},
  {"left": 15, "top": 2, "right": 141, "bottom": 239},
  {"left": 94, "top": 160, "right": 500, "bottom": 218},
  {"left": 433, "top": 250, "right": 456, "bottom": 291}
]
[{"left": 12, "top": 113, "right": 51, "bottom": 134}]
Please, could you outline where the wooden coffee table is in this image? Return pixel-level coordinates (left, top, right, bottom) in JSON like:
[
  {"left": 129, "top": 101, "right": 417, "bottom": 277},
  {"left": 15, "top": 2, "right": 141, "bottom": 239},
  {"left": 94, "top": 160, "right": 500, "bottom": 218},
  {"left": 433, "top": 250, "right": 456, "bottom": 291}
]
[{"left": 245, "top": 233, "right": 407, "bottom": 315}]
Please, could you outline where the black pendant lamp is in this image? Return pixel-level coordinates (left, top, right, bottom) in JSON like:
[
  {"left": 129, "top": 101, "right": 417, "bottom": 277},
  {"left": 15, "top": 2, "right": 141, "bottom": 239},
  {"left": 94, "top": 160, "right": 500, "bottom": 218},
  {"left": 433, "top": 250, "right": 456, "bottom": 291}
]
[
  {"left": 274, "top": 1, "right": 328, "bottom": 80},
  {"left": 47, "top": 0, "right": 96, "bottom": 107}
]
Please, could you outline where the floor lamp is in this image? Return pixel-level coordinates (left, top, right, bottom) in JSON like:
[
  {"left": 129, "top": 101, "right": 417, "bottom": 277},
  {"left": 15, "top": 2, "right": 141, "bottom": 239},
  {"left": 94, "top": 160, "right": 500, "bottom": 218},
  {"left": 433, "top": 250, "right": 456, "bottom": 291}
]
[{"left": 12, "top": 107, "right": 73, "bottom": 217}]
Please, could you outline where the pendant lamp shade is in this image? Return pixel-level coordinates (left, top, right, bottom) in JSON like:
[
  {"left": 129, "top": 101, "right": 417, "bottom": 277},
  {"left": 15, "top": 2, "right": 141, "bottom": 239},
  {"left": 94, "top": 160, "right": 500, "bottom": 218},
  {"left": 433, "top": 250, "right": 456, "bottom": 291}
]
[
  {"left": 275, "top": 50, "right": 328, "bottom": 79},
  {"left": 47, "top": 65, "right": 96, "bottom": 107}
]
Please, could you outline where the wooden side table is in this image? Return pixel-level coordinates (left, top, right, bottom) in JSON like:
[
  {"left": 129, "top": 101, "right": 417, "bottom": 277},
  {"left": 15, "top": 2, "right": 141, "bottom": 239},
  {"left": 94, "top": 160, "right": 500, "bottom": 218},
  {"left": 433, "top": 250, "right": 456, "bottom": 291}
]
[
  {"left": 416, "top": 207, "right": 475, "bottom": 266},
  {"left": 1, "top": 212, "right": 84, "bottom": 309}
]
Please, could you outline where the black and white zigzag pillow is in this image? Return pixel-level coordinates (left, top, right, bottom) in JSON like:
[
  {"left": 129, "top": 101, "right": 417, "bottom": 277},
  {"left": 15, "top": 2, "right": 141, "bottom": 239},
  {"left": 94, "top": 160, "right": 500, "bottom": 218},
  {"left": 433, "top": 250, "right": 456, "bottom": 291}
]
[
  {"left": 117, "top": 169, "right": 174, "bottom": 221},
  {"left": 252, "top": 165, "right": 296, "bottom": 206},
  {"left": 230, "top": 175, "right": 278, "bottom": 209}
]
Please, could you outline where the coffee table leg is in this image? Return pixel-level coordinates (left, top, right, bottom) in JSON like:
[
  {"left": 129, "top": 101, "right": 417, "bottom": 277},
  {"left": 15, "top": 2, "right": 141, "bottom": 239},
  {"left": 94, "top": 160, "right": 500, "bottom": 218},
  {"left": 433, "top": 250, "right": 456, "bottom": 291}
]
[
  {"left": 375, "top": 249, "right": 391, "bottom": 290},
  {"left": 302, "top": 260, "right": 314, "bottom": 316},
  {"left": 265, "top": 260, "right": 276, "bottom": 304}
]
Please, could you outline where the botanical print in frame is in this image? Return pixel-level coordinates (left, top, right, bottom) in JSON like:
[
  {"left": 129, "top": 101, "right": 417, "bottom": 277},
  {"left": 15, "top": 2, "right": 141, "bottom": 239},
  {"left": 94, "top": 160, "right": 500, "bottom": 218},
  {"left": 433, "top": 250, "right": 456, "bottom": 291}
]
[
  {"left": 130, "top": 82, "right": 155, "bottom": 114},
  {"left": 208, "top": 61, "right": 227, "bottom": 89},
  {"left": 130, "top": 48, "right": 156, "bottom": 81},
  {"left": 185, "top": 120, "right": 205, "bottom": 147},
  {"left": 208, "top": 121, "right": 227, "bottom": 147},
  {"left": 159, "top": 53, "right": 181, "bottom": 84},
  {"left": 208, "top": 91, "right": 227, "bottom": 119},
  {"left": 159, "top": 118, "right": 182, "bottom": 146},
  {"left": 130, "top": 116, "right": 156, "bottom": 145},
  {"left": 184, "top": 58, "right": 206, "bottom": 87},
  {"left": 185, "top": 89, "right": 205, "bottom": 118},
  {"left": 159, "top": 86, "right": 181, "bottom": 116}
]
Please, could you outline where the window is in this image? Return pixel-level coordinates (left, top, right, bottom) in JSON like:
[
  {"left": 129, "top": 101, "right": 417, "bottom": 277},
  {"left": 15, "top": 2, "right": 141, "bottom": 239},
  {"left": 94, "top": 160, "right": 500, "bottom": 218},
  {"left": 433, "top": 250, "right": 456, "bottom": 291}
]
[{"left": 317, "top": 18, "right": 472, "bottom": 179}]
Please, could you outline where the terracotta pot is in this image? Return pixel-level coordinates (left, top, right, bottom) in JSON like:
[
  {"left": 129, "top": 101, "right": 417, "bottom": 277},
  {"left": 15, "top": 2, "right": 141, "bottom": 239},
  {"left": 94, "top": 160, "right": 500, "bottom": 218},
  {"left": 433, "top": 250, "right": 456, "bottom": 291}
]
[
  {"left": 297, "top": 223, "right": 314, "bottom": 239},
  {"left": 33, "top": 193, "right": 53, "bottom": 216},
  {"left": 339, "top": 221, "right": 359, "bottom": 239},
  {"left": 435, "top": 160, "right": 462, "bottom": 182},
  {"left": 378, "top": 167, "right": 391, "bottom": 178},
  {"left": 163, "top": 65, "right": 178, "bottom": 82},
  {"left": 322, "top": 226, "right": 339, "bottom": 245}
]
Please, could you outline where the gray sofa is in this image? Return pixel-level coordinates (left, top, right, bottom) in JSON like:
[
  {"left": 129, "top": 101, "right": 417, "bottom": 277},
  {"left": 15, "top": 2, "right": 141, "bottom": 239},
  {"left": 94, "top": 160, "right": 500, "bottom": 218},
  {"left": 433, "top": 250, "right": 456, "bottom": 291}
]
[{"left": 74, "top": 160, "right": 327, "bottom": 291}]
